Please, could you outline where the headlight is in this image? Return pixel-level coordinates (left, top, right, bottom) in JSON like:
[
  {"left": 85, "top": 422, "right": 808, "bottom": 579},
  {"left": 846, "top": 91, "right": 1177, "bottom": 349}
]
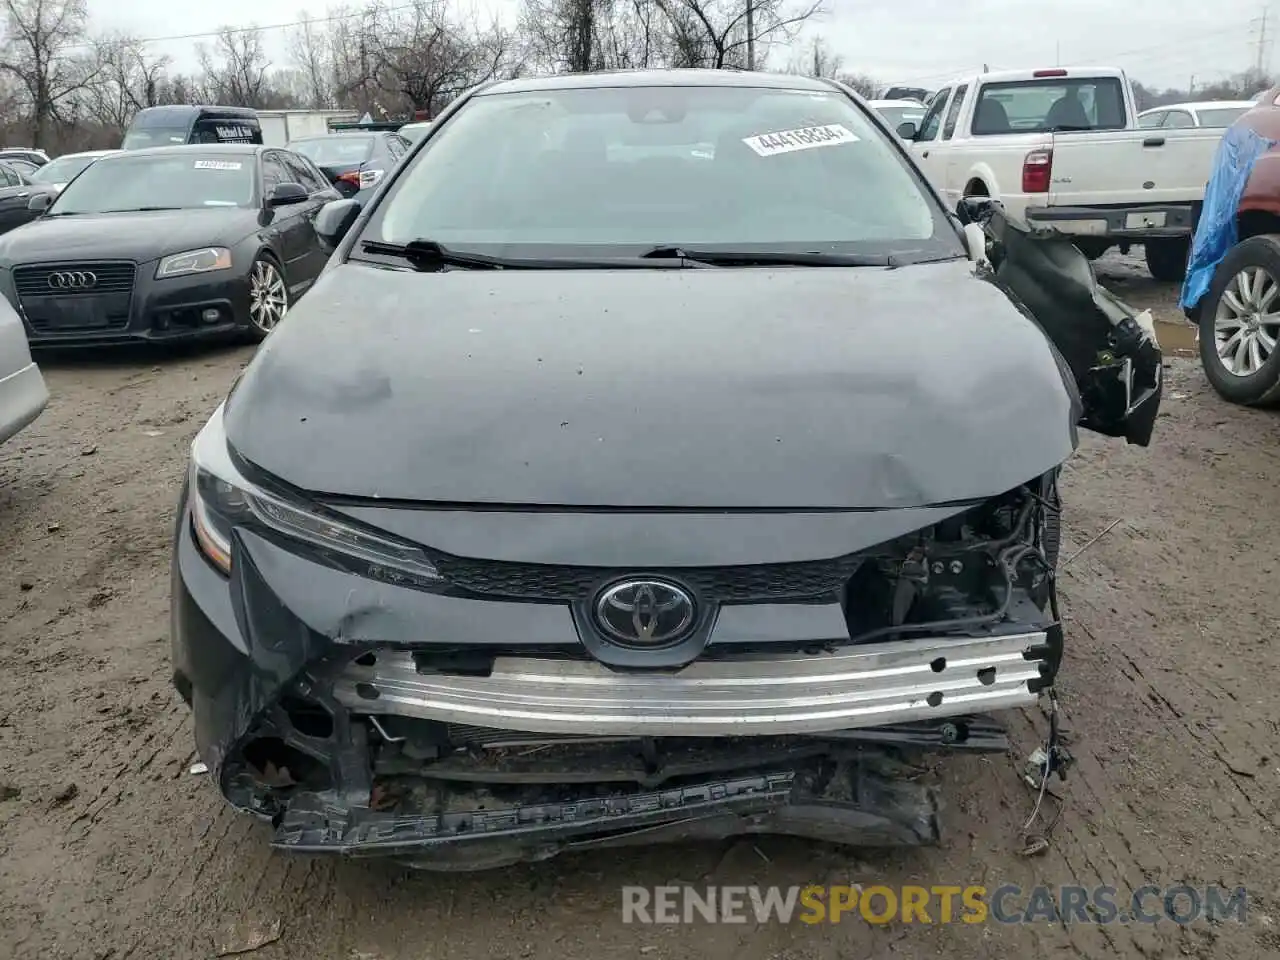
[
  {"left": 187, "top": 405, "right": 443, "bottom": 587},
  {"left": 157, "top": 247, "right": 232, "bottom": 279}
]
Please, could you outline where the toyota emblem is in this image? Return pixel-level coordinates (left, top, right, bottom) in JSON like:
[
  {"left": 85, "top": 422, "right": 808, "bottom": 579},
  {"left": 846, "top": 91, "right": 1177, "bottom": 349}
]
[
  {"left": 47, "top": 271, "right": 97, "bottom": 290},
  {"left": 593, "top": 579, "right": 696, "bottom": 647}
]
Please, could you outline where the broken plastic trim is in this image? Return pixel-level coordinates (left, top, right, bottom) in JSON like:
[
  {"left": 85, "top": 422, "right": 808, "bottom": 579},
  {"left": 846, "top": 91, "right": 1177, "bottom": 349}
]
[{"left": 958, "top": 197, "right": 1163, "bottom": 446}]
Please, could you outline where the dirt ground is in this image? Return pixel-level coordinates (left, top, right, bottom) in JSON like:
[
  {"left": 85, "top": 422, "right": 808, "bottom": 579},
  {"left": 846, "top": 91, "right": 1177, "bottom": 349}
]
[{"left": 2, "top": 253, "right": 1278, "bottom": 960}]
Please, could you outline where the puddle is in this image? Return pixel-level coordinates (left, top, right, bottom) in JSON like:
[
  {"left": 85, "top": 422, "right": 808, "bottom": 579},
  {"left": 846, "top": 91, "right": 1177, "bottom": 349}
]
[{"left": 1154, "top": 320, "right": 1198, "bottom": 357}]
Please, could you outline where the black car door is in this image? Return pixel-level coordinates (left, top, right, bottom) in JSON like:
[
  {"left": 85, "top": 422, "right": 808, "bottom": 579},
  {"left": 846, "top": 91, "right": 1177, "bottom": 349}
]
[
  {"left": 280, "top": 151, "right": 340, "bottom": 285},
  {"left": 260, "top": 150, "right": 314, "bottom": 288},
  {"left": 0, "top": 163, "right": 35, "bottom": 234}
]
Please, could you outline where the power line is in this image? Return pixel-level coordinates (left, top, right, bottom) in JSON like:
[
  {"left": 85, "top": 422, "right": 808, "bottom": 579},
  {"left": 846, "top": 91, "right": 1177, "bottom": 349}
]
[
  {"left": 1251, "top": 5, "right": 1272, "bottom": 74},
  {"left": 59, "top": 3, "right": 424, "bottom": 53}
]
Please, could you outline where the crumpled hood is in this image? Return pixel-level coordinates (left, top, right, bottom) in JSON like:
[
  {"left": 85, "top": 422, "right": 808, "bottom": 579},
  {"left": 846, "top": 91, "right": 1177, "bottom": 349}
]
[
  {"left": 0, "top": 207, "right": 260, "bottom": 265},
  {"left": 224, "top": 259, "right": 1079, "bottom": 510}
]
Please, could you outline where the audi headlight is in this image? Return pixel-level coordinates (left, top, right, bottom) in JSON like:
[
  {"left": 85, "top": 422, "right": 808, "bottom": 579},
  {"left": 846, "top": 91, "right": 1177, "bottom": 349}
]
[
  {"left": 157, "top": 247, "right": 232, "bottom": 279},
  {"left": 187, "top": 405, "right": 443, "bottom": 587}
]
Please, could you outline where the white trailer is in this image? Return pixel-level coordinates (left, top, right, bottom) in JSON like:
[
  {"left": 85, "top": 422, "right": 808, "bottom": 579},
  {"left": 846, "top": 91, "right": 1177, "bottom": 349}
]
[{"left": 257, "top": 110, "right": 360, "bottom": 147}]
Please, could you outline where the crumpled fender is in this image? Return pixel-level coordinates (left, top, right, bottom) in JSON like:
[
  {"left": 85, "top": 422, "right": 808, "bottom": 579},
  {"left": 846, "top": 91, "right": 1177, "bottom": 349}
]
[
  {"left": 959, "top": 199, "right": 1163, "bottom": 447},
  {"left": 1181, "top": 124, "right": 1278, "bottom": 313}
]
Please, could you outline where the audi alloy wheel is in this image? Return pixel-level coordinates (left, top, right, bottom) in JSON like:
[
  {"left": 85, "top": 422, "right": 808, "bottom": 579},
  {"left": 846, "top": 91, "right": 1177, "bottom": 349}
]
[{"left": 248, "top": 257, "right": 289, "bottom": 339}]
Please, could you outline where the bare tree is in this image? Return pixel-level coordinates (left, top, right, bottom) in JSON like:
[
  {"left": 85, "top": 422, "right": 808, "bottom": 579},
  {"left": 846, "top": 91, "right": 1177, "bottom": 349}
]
[
  {"left": 653, "top": 0, "right": 823, "bottom": 69},
  {"left": 375, "top": 1, "right": 520, "bottom": 116},
  {"left": 197, "top": 27, "right": 271, "bottom": 108},
  {"left": 289, "top": 13, "right": 333, "bottom": 108},
  {"left": 0, "top": 0, "right": 98, "bottom": 147},
  {"left": 83, "top": 35, "right": 170, "bottom": 133}
]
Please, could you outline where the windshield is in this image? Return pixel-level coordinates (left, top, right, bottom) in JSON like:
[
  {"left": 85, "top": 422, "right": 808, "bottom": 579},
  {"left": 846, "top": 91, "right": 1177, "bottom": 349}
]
[
  {"left": 874, "top": 105, "right": 927, "bottom": 131},
  {"left": 363, "top": 84, "right": 960, "bottom": 261},
  {"left": 31, "top": 155, "right": 101, "bottom": 184},
  {"left": 400, "top": 123, "right": 432, "bottom": 142},
  {"left": 121, "top": 127, "right": 191, "bottom": 149},
  {"left": 291, "top": 137, "right": 374, "bottom": 166},
  {"left": 49, "top": 154, "right": 256, "bottom": 214},
  {"left": 1196, "top": 106, "right": 1251, "bottom": 127}
]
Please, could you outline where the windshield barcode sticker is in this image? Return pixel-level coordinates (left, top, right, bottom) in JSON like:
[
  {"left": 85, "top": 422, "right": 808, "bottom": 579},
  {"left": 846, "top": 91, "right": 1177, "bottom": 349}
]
[
  {"left": 742, "top": 124, "right": 858, "bottom": 157},
  {"left": 193, "top": 160, "right": 242, "bottom": 170}
]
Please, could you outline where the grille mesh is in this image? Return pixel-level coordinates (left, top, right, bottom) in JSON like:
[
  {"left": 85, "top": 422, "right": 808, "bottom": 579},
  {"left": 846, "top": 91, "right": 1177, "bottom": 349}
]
[{"left": 428, "top": 551, "right": 862, "bottom": 603}]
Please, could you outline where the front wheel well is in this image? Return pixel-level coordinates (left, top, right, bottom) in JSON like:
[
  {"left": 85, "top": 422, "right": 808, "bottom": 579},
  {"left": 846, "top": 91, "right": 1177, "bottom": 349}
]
[{"left": 1236, "top": 209, "right": 1280, "bottom": 241}]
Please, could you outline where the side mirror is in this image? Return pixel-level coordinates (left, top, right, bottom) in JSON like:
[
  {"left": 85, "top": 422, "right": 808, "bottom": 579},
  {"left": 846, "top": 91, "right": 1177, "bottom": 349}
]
[
  {"left": 896, "top": 121, "right": 919, "bottom": 140},
  {"left": 955, "top": 196, "right": 994, "bottom": 226},
  {"left": 314, "top": 198, "right": 361, "bottom": 251},
  {"left": 267, "top": 182, "right": 309, "bottom": 207},
  {"left": 27, "top": 193, "right": 51, "bottom": 213}
]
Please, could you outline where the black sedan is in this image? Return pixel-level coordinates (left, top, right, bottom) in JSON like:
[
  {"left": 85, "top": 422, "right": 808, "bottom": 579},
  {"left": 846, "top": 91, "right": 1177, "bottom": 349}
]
[
  {"left": 170, "top": 70, "right": 1161, "bottom": 869},
  {"left": 0, "top": 145, "right": 339, "bottom": 346},
  {"left": 287, "top": 131, "right": 411, "bottom": 206},
  {"left": 0, "top": 161, "right": 55, "bottom": 236}
]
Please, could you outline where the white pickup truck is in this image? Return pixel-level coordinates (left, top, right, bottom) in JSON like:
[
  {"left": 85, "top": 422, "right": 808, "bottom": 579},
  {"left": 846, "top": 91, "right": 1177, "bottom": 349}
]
[{"left": 896, "top": 66, "right": 1223, "bottom": 280}]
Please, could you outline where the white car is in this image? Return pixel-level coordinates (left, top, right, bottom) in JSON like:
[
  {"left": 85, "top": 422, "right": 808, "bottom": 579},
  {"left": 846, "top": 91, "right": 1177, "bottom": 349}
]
[
  {"left": 0, "top": 294, "right": 47, "bottom": 447},
  {"left": 28, "top": 149, "right": 122, "bottom": 193},
  {"left": 1137, "top": 100, "right": 1254, "bottom": 129},
  {"left": 398, "top": 120, "right": 432, "bottom": 143},
  {"left": 868, "top": 99, "right": 927, "bottom": 137}
]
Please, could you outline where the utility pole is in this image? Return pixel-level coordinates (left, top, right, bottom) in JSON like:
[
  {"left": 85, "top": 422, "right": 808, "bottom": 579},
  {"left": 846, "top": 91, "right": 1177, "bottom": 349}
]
[
  {"left": 1252, "top": 6, "right": 1271, "bottom": 75},
  {"left": 746, "top": 0, "right": 755, "bottom": 71}
]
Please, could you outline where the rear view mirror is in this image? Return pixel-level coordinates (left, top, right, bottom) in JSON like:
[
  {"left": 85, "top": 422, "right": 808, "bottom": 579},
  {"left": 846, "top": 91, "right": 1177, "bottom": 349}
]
[
  {"left": 27, "top": 193, "right": 50, "bottom": 213},
  {"left": 314, "top": 198, "right": 361, "bottom": 251},
  {"left": 896, "top": 121, "right": 918, "bottom": 140}
]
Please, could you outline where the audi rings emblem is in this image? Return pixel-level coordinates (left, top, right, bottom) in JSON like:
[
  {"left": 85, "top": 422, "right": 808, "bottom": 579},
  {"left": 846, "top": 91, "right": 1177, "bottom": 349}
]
[
  {"left": 593, "top": 579, "right": 696, "bottom": 648},
  {"left": 47, "top": 271, "right": 97, "bottom": 290}
]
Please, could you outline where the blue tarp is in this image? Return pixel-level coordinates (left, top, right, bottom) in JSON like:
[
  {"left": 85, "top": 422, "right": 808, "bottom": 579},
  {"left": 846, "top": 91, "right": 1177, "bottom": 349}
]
[{"left": 1180, "top": 124, "right": 1278, "bottom": 311}]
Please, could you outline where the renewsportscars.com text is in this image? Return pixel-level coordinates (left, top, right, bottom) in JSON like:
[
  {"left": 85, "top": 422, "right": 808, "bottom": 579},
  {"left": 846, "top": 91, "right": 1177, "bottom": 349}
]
[{"left": 621, "top": 884, "right": 1248, "bottom": 926}]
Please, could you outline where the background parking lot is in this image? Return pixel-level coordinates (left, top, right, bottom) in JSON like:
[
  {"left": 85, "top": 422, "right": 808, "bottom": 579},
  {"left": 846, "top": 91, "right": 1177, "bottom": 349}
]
[{"left": 1, "top": 256, "right": 1278, "bottom": 959}]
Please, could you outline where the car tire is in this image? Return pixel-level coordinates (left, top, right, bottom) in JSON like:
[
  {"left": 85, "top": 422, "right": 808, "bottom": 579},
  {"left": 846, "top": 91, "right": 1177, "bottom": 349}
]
[
  {"left": 1198, "top": 234, "right": 1280, "bottom": 407},
  {"left": 1144, "top": 238, "right": 1189, "bottom": 282},
  {"left": 246, "top": 254, "right": 289, "bottom": 342}
]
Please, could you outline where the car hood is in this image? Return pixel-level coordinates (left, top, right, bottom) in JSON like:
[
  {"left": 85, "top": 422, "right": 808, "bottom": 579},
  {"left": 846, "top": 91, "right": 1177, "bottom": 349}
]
[
  {"left": 225, "top": 260, "right": 1080, "bottom": 510},
  {"left": 0, "top": 207, "right": 260, "bottom": 264}
]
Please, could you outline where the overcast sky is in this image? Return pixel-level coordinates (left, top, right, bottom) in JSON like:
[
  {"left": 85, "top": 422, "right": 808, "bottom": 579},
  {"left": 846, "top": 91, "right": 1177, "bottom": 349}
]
[{"left": 88, "top": 0, "right": 1275, "bottom": 92}]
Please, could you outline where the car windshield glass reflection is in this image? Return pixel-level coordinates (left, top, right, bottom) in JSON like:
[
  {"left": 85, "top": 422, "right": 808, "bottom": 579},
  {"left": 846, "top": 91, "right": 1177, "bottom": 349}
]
[
  {"left": 121, "top": 127, "right": 191, "bottom": 149},
  {"left": 368, "top": 84, "right": 963, "bottom": 262},
  {"left": 30, "top": 156, "right": 98, "bottom": 184},
  {"left": 292, "top": 138, "right": 374, "bottom": 165},
  {"left": 49, "top": 155, "right": 256, "bottom": 214}
]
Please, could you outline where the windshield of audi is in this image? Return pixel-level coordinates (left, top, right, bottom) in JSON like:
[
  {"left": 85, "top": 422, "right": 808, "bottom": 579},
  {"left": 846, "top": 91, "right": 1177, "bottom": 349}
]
[
  {"left": 45, "top": 153, "right": 256, "bottom": 216},
  {"left": 352, "top": 83, "right": 963, "bottom": 264}
]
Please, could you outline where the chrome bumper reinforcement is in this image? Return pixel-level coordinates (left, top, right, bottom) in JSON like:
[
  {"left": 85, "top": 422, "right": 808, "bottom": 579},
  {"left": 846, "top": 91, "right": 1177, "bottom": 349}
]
[{"left": 330, "top": 631, "right": 1047, "bottom": 737}]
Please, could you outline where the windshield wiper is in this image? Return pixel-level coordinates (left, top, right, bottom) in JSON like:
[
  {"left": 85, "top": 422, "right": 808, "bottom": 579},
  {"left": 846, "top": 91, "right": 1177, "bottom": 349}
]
[
  {"left": 360, "top": 239, "right": 702, "bottom": 270},
  {"left": 640, "top": 246, "right": 892, "bottom": 267},
  {"left": 100, "top": 206, "right": 184, "bottom": 213}
]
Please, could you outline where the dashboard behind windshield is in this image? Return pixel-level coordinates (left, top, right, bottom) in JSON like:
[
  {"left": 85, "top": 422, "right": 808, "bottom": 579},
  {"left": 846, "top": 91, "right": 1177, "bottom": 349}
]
[
  {"left": 362, "top": 83, "right": 961, "bottom": 261},
  {"left": 50, "top": 154, "right": 256, "bottom": 214}
]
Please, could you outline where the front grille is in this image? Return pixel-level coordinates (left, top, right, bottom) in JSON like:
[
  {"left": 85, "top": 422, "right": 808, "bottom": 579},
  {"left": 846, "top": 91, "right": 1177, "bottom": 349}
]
[
  {"left": 13, "top": 261, "right": 136, "bottom": 332},
  {"left": 429, "top": 551, "right": 863, "bottom": 603}
]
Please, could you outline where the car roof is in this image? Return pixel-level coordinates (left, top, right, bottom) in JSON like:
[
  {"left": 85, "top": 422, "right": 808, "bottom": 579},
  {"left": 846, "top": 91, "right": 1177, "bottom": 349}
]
[
  {"left": 55, "top": 149, "right": 123, "bottom": 160},
  {"left": 109, "top": 144, "right": 265, "bottom": 159},
  {"left": 868, "top": 99, "right": 925, "bottom": 108},
  {"left": 1139, "top": 100, "right": 1255, "bottom": 114},
  {"left": 478, "top": 68, "right": 837, "bottom": 96},
  {"left": 290, "top": 132, "right": 377, "bottom": 141}
]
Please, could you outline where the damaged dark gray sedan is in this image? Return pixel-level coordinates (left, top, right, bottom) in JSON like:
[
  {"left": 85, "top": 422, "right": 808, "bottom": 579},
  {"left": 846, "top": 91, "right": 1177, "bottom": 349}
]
[{"left": 169, "top": 70, "right": 1162, "bottom": 869}]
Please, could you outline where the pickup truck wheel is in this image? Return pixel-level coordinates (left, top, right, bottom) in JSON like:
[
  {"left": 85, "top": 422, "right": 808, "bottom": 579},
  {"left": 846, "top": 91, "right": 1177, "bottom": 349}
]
[
  {"left": 1199, "top": 235, "right": 1280, "bottom": 406},
  {"left": 1144, "top": 238, "right": 1190, "bottom": 281}
]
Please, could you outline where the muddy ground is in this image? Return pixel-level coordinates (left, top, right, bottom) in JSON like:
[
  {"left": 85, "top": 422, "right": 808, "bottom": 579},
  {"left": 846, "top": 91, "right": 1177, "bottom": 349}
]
[{"left": 1, "top": 253, "right": 1278, "bottom": 959}]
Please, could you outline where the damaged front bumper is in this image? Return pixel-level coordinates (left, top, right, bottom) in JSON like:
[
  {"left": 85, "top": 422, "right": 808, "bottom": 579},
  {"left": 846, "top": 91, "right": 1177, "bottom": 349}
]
[{"left": 171, "top": 460, "right": 1060, "bottom": 869}]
